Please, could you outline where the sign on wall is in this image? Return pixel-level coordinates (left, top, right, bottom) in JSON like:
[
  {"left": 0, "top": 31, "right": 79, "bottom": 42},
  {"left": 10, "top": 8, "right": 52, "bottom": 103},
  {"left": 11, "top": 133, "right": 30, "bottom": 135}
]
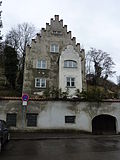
[
  {"left": 22, "top": 94, "right": 29, "bottom": 106},
  {"left": 22, "top": 94, "right": 29, "bottom": 101}
]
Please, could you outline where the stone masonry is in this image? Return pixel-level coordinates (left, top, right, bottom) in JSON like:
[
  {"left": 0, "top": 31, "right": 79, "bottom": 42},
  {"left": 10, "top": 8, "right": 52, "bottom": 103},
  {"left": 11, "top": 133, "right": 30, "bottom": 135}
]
[{"left": 23, "top": 15, "right": 86, "bottom": 97}]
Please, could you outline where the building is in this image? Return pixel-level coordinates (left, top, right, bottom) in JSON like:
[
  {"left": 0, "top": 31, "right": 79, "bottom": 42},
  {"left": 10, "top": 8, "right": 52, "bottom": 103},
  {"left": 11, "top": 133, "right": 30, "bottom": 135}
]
[{"left": 23, "top": 15, "right": 86, "bottom": 97}]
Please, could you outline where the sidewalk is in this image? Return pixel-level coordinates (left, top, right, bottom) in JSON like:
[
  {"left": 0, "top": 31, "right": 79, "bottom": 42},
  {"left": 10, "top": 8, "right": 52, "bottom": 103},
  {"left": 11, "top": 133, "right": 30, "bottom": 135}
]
[{"left": 10, "top": 131, "right": 120, "bottom": 140}]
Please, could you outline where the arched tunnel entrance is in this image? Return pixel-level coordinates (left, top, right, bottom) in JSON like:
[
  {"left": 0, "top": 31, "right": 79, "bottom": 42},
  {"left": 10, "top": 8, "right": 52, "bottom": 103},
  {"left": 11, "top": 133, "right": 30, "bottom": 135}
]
[{"left": 92, "top": 114, "right": 117, "bottom": 134}]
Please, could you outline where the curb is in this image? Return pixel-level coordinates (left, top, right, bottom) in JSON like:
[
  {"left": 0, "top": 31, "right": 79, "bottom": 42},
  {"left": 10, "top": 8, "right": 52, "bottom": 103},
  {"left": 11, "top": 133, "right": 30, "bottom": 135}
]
[{"left": 10, "top": 134, "right": 120, "bottom": 140}]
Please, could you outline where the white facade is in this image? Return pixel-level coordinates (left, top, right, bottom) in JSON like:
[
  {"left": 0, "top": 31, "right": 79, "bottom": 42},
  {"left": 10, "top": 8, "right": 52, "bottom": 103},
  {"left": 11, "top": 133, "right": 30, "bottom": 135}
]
[
  {"left": 0, "top": 100, "right": 120, "bottom": 134},
  {"left": 59, "top": 45, "right": 82, "bottom": 96}
]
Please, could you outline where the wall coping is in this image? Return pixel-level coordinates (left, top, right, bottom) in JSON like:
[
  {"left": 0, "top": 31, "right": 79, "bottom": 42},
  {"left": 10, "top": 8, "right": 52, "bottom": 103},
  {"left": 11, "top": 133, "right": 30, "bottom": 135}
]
[{"left": 0, "top": 96, "right": 120, "bottom": 102}]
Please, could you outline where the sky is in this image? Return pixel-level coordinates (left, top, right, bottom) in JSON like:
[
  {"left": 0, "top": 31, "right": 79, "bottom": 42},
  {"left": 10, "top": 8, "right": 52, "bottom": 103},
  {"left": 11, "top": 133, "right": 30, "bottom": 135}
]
[{"left": 1, "top": 0, "right": 120, "bottom": 83}]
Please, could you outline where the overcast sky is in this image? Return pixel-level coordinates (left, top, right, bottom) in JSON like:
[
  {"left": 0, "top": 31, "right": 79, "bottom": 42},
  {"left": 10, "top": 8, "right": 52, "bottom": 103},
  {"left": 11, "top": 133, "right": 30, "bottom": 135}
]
[{"left": 1, "top": 0, "right": 120, "bottom": 83}]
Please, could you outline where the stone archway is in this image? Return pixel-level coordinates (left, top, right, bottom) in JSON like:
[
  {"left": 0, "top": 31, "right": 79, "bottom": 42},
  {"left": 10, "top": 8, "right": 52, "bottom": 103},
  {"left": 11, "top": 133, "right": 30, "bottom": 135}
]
[{"left": 92, "top": 114, "right": 117, "bottom": 134}]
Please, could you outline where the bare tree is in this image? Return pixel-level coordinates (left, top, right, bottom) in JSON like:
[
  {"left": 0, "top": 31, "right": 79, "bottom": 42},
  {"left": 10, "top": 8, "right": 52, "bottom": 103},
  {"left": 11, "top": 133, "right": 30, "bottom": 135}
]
[
  {"left": 5, "top": 23, "right": 36, "bottom": 89},
  {"left": 86, "top": 48, "right": 116, "bottom": 80},
  {"left": 5, "top": 22, "right": 36, "bottom": 67},
  {"left": 17, "top": 23, "right": 35, "bottom": 57},
  {"left": 5, "top": 28, "right": 20, "bottom": 51}
]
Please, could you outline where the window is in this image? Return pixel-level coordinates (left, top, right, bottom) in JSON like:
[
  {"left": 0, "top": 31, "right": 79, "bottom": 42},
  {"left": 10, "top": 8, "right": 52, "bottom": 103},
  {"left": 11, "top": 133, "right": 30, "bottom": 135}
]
[
  {"left": 64, "top": 60, "right": 77, "bottom": 68},
  {"left": 26, "top": 113, "right": 38, "bottom": 127},
  {"left": 35, "top": 78, "right": 46, "bottom": 88},
  {"left": 65, "top": 116, "right": 76, "bottom": 123},
  {"left": 36, "top": 60, "right": 47, "bottom": 69},
  {"left": 50, "top": 44, "right": 59, "bottom": 53},
  {"left": 52, "top": 31, "right": 62, "bottom": 35},
  {"left": 66, "top": 77, "right": 75, "bottom": 87},
  {"left": 6, "top": 113, "right": 17, "bottom": 127}
]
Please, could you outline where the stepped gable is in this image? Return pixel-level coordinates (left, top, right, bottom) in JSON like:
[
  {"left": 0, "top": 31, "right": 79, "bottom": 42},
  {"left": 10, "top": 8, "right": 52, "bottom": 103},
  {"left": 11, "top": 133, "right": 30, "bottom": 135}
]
[{"left": 29, "top": 15, "right": 84, "bottom": 56}]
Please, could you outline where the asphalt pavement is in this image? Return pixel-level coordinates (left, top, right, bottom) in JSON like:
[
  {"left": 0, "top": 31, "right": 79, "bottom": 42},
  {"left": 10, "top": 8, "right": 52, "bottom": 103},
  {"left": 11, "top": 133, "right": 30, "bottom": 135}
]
[{"left": 0, "top": 135, "right": 120, "bottom": 160}]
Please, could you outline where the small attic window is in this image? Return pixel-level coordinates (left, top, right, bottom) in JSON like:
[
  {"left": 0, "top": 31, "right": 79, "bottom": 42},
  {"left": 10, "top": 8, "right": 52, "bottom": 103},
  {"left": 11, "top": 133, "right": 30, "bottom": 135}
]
[{"left": 52, "top": 30, "right": 62, "bottom": 35}]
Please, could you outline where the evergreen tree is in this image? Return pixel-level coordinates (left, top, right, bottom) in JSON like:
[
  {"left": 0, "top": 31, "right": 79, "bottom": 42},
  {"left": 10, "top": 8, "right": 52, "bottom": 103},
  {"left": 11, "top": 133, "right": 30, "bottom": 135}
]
[{"left": 4, "top": 45, "right": 18, "bottom": 89}]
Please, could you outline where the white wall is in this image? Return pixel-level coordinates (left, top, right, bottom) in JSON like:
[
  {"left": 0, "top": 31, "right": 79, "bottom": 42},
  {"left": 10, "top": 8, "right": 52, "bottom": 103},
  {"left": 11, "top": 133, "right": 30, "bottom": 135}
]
[
  {"left": 37, "top": 102, "right": 91, "bottom": 132},
  {"left": 1, "top": 100, "right": 120, "bottom": 133},
  {"left": 59, "top": 45, "right": 82, "bottom": 96}
]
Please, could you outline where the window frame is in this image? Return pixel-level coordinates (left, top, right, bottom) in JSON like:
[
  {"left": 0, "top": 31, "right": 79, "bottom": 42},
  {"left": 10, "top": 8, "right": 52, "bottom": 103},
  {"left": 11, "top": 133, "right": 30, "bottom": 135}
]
[
  {"left": 66, "top": 77, "right": 75, "bottom": 88},
  {"left": 50, "top": 44, "right": 59, "bottom": 53},
  {"left": 26, "top": 113, "right": 38, "bottom": 127},
  {"left": 35, "top": 78, "right": 46, "bottom": 88},
  {"left": 36, "top": 59, "right": 47, "bottom": 69},
  {"left": 64, "top": 60, "right": 77, "bottom": 68},
  {"left": 6, "top": 113, "right": 17, "bottom": 127},
  {"left": 65, "top": 116, "right": 76, "bottom": 124}
]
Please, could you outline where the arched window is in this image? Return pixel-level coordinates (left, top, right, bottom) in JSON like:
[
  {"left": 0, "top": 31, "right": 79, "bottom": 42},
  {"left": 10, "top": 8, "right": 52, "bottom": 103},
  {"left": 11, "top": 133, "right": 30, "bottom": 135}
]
[{"left": 64, "top": 60, "right": 77, "bottom": 68}]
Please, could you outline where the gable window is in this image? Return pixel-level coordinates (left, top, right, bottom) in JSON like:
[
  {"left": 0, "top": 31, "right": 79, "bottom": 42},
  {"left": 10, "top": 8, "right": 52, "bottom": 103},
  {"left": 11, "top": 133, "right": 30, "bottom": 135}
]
[
  {"left": 36, "top": 60, "right": 47, "bottom": 69},
  {"left": 52, "top": 30, "right": 62, "bottom": 35},
  {"left": 66, "top": 77, "right": 75, "bottom": 87},
  {"left": 35, "top": 78, "right": 46, "bottom": 88},
  {"left": 64, "top": 60, "right": 77, "bottom": 68},
  {"left": 50, "top": 44, "right": 59, "bottom": 53}
]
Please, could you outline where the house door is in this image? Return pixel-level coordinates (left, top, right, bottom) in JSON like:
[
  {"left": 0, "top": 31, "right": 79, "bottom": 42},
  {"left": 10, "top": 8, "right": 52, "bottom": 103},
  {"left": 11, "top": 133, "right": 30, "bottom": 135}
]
[{"left": 92, "top": 114, "right": 116, "bottom": 134}]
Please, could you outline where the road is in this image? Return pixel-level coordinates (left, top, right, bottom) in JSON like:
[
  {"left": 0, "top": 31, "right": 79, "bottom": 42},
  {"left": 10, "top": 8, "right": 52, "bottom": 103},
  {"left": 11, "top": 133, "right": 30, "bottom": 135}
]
[{"left": 0, "top": 135, "right": 120, "bottom": 160}]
